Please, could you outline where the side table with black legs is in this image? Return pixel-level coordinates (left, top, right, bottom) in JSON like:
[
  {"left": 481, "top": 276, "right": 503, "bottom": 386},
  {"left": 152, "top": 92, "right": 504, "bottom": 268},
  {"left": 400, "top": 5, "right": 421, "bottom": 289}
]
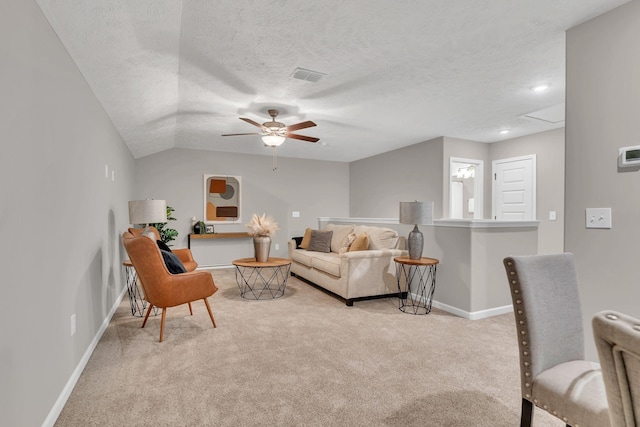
[{"left": 394, "top": 256, "right": 439, "bottom": 315}]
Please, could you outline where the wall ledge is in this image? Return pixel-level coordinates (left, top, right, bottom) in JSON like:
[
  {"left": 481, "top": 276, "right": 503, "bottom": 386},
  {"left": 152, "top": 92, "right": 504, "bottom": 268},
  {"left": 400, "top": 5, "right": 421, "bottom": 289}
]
[{"left": 433, "top": 219, "right": 539, "bottom": 228}]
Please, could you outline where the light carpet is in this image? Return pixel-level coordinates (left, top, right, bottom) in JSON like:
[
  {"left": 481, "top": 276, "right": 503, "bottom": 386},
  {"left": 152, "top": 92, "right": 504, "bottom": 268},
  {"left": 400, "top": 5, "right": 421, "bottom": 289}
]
[{"left": 54, "top": 268, "right": 563, "bottom": 426}]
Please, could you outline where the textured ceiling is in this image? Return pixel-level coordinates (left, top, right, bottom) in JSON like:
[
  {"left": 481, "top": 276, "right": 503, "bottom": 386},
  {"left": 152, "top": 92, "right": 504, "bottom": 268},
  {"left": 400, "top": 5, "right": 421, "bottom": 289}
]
[{"left": 37, "top": 0, "right": 629, "bottom": 162}]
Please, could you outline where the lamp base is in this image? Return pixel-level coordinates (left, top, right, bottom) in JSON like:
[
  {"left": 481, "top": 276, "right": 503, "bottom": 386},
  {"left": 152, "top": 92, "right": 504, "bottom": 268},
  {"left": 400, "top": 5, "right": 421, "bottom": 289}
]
[
  {"left": 407, "top": 225, "right": 423, "bottom": 260},
  {"left": 141, "top": 225, "right": 156, "bottom": 241}
]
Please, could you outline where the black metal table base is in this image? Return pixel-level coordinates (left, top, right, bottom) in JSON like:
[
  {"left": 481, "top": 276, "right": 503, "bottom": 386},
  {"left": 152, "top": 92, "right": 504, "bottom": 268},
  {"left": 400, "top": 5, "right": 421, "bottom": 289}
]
[
  {"left": 123, "top": 264, "right": 158, "bottom": 317},
  {"left": 396, "top": 263, "right": 437, "bottom": 315},
  {"left": 235, "top": 263, "right": 291, "bottom": 300}
]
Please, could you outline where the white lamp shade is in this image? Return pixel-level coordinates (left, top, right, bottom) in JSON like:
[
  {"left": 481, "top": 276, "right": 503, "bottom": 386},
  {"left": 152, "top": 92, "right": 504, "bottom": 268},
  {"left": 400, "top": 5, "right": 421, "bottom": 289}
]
[
  {"left": 128, "top": 199, "right": 167, "bottom": 225},
  {"left": 399, "top": 201, "right": 433, "bottom": 225},
  {"left": 262, "top": 135, "right": 285, "bottom": 146}
]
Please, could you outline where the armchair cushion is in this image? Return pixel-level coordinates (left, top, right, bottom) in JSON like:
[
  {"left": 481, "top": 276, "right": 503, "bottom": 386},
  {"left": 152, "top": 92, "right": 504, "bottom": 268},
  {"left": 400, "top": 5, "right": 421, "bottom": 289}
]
[{"left": 160, "top": 249, "right": 187, "bottom": 274}]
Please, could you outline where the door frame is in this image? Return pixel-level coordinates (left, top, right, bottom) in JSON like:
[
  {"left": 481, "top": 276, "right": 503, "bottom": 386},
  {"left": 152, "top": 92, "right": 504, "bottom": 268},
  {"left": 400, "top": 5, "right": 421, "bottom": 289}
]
[
  {"left": 491, "top": 154, "right": 536, "bottom": 220},
  {"left": 449, "top": 157, "right": 484, "bottom": 219}
]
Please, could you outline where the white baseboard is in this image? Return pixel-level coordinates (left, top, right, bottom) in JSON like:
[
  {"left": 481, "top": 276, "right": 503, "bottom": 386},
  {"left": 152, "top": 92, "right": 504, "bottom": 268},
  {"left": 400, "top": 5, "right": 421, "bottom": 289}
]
[
  {"left": 42, "top": 286, "right": 128, "bottom": 427},
  {"left": 432, "top": 300, "right": 513, "bottom": 320}
]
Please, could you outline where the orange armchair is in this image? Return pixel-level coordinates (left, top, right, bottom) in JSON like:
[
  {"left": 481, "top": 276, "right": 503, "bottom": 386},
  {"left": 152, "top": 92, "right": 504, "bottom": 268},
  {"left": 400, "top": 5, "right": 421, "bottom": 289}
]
[
  {"left": 127, "top": 227, "right": 197, "bottom": 272},
  {"left": 122, "top": 230, "right": 218, "bottom": 342}
]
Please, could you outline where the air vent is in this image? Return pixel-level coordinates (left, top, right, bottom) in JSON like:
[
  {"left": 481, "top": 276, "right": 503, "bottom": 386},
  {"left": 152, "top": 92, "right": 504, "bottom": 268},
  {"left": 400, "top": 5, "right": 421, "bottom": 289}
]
[{"left": 291, "top": 67, "right": 326, "bottom": 83}]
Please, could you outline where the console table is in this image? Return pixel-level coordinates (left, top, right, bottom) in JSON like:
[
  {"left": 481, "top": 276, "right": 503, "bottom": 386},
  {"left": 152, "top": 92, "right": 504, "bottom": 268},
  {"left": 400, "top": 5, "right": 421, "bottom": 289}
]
[{"left": 188, "top": 232, "right": 251, "bottom": 248}]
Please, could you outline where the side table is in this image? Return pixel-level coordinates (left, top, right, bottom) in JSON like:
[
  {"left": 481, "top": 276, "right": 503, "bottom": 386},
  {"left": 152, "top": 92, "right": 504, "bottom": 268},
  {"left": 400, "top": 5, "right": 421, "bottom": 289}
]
[
  {"left": 232, "top": 257, "right": 292, "bottom": 300},
  {"left": 394, "top": 256, "right": 439, "bottom": 315},
  {"left": 123, "top": 260, "right": 158, "bottom": 317}
]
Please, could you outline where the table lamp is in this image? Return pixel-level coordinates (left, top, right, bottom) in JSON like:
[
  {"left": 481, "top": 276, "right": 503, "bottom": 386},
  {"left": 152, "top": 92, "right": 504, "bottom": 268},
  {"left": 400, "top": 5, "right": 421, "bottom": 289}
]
[
  {"left": 399, "top": 201, "right": 434, "bottom": 260},
  {"left": 128, "top": 199, "right": 167, "bottom": 239}
]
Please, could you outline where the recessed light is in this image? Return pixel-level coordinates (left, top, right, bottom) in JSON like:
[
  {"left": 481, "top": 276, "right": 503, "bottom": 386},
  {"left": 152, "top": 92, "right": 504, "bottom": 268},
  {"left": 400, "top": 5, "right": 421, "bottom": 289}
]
[
  {"left": 499, "top": 129, "right": 510, "bottom": 135},
  {"left": 531, "top": 84, "right": 550, "bottom": 92}
]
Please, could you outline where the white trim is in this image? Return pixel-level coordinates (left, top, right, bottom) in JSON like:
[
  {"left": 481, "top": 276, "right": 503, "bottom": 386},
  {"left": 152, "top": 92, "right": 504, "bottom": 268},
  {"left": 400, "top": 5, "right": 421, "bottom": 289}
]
[
  {"left": 42, "top": 286, "right": 128, "bottom": 427},
  {"left": 433, "top": 219, "right": 539, "bottom": 228},
  {"left": 196, "top": 264, "right": 234, "bottom": 269},
  {"left": 318, "top": 217, "right": 400, "bottom": 225},
  {"left": 432, "top": 300, "right": 514, "bottom": 320}
]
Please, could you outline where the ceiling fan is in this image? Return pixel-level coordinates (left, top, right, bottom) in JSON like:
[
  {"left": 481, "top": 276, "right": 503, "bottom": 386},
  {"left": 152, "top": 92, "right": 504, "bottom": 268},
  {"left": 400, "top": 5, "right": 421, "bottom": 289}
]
[{"left": 222, "top": 109, "right": 319, "bottom": 146}]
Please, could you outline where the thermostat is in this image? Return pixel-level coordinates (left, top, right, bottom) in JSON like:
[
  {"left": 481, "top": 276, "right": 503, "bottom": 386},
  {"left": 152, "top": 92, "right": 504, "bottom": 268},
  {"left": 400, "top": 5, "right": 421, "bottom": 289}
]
[{"left": 619, "top": 145, "right": 640, "bottom": 167}]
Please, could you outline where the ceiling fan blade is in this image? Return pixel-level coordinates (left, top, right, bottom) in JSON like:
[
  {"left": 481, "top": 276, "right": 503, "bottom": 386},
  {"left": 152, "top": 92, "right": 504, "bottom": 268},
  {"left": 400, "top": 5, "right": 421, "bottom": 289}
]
[
  {"left": 221, "top": 132, "right": 262, "bottom": 136},
  {"left": 287, "top": 133, "right": 319, "bottom": 143},
  {"left": 239, "top": 117, "right": 266, "bottom": 129},
  {"left": 286, "top": 121, "right": 317, "bottom": 132}
]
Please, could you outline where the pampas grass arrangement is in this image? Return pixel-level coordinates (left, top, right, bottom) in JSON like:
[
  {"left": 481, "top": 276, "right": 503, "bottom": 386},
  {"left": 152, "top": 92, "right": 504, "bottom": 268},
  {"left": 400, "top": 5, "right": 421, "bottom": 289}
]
[{"left": 246, "top": 213, "right": 279, "bottom": 237}]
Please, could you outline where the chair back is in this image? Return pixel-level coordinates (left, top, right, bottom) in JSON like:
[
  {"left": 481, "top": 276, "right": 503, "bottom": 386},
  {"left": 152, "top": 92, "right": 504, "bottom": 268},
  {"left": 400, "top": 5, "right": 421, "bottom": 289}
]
[
  {"left": 503, "top": 253, "right": 585, "bottom": 395},
  {"left": 128, "top": 226, "right": 161, "bottom": 241},
  {"left": 122, "top": 231, "right": 173, "bottom": 306},
  {"left": 593, "top": 310, "right": 640, "bottom": 427}
]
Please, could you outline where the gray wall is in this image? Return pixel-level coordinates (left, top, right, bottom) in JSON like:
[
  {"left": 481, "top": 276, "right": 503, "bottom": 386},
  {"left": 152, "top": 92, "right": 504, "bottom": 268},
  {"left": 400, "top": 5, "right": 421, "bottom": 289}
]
[
  {"left": 134, "top": 148, "right": 349, "bottom": 262},
  {"left": 0, "top": 1, "right": 135, "bottom": 426},
  {"left": 490, "top": 128, "right": 565, "bottom": 254},
  {"left": 566, "top": 0, "right": 640, "bottom": 360},
  {"left": 349, "top": 137, "right": 444, "bottom": 218}
]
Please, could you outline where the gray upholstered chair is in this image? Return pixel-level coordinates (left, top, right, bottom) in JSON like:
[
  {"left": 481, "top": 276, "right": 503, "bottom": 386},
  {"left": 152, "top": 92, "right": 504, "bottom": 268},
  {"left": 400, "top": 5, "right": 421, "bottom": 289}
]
[
  {"left": 503, "top": 254, "right": 610, "bottom": 427},
  {"left": 593, "top": 310, "right": 640, "bottom": 427}
]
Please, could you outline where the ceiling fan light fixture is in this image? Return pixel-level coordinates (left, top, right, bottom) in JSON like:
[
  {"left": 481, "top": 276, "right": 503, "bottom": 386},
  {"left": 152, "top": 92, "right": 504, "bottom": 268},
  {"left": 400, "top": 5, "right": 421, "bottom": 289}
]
[{"left": 262, "top": 135, "right": 286, "bottom": 147}]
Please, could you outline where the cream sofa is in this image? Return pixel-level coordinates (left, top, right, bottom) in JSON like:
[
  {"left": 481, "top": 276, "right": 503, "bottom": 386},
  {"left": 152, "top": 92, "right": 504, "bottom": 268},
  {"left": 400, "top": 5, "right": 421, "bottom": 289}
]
[{"left": 288, "top": 224, "right": 407, "bottom": 306}]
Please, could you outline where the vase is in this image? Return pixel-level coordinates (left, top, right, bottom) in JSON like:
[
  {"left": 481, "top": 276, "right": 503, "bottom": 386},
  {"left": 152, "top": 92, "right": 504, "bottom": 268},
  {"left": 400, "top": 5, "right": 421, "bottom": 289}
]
[{"left": 253, "top": 235, "right": 271, "bottom": 262}]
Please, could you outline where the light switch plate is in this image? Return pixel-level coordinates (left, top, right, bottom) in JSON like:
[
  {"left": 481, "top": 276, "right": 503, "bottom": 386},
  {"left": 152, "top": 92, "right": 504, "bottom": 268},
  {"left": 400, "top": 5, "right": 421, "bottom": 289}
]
[{"left": 586, "top": 208, "right": 612, "bottom": 229}]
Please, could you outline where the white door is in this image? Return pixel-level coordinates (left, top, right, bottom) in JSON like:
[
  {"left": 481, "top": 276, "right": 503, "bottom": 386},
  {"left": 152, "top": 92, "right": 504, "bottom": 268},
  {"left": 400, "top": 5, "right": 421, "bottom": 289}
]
[{"left": 492, "top": 155, "right": 536, "bottom": 220}]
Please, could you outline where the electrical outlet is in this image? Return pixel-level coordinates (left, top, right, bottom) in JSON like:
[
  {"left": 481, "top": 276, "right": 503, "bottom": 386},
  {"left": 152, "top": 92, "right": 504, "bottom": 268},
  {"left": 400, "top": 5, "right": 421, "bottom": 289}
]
[
  {"left": 275, "top": 243, "right": 280, "bottom": 251},
  {"left": 549, "top": 211, "right": 556, "bottom": 221},
  {"left": 70, "top": 314, "right": 76, "bottom": 336},
  {"left": 292, "top": 211, "right": 300, "bottom": 218},
  {"left": 111, "top": 170, "right": 115, "bottom": 182}
]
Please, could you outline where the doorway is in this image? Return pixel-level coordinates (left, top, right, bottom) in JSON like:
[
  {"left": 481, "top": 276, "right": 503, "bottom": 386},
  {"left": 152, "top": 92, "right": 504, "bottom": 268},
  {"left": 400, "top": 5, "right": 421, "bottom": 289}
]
[{"left": 449, "top": 157, "right": 484, "bottom": 219}]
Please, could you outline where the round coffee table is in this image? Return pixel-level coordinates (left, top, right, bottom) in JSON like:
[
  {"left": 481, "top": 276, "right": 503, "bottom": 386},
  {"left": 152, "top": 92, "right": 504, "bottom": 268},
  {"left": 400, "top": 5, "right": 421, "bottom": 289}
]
[{"left": 232, "top": 257, "right": 292, "bottom": 300}]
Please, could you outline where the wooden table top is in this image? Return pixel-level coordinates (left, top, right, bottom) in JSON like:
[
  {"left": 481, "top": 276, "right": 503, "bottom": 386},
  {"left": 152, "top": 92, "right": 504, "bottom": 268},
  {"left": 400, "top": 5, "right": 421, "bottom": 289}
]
[
  {"left": 232, "top": 257, "right": 292, "bottom": 268},
  {"left": 394, "top": 256, "right": 439, "bottom": 266}
]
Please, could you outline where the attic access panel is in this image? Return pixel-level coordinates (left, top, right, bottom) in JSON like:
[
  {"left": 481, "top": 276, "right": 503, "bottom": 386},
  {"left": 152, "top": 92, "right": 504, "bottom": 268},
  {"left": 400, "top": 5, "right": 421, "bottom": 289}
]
[{"left": 204, "top": 174, "right": 242, "bottom": 224}]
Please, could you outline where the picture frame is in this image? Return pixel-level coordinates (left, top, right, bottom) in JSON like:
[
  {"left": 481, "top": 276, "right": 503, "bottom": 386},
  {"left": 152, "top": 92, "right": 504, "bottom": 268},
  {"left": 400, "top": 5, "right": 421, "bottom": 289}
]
[
  {"left": 203, "top": 174, "right": 242, "bottom": 224},
  {"left": 205, "top": 224, "right": 215, "bottom": 234}
]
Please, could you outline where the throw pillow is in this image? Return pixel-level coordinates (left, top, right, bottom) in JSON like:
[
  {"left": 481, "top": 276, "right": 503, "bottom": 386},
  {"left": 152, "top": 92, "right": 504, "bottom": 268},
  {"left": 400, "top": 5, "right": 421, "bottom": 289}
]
[
  {"left": 349, "top": 232, "right": 369, "bottom": 251},
  {"left": 299, "top": 228, "right": 312, "bottom": 249},
  {"left": 339, "top": 232, "right": 357, "bottom": 254},
  {"left": 157, "top": 240, "right": 172, "bottom": 252},
  {"left": 160, "top": 249, "right": 187, "bottom": 274},
  {"left": 307, "top": 230, "right": 333, "bottom": 253}
]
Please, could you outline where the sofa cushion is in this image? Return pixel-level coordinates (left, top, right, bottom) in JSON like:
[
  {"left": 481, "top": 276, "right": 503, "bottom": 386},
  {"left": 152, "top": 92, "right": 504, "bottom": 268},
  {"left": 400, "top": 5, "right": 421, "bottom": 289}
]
[
  {"left": 291, "top": 249, "right": 314, "bottom": 267},
  {"left": 354, "top": 226, "right": 398, "bottom": 250},
  {"left": 307, "top": 230, "right": 333, "bottom": 253},
  {"left": 299, "top": 228, "right": 312, "bottom": 249},
  {"left": 325, "top": 224, "right": 354, "bottom": 253},
  {"left": 349, "top": 232, "right": 369, "bottom": 251},
  {"left": 310, "top": 252, "right": 341, "bottom": 277}
]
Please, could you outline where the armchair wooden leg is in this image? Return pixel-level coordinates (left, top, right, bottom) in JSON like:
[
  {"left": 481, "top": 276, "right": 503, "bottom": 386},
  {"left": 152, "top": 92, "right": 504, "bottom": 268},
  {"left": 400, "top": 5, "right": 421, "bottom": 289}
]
[
  {"left": 188, "top": 302, "right": 193, "bottom": 315},
  {"left": 520, "top": 398, "right": 533, "bottom": 427},
  {"left": 203, "top": 298, "right": 216, "bottom": 328},
  {"left": 141, "top": 304, "right": 154, "bottom": 329},
  {"left": 159, "top": 308, "right": 167, "bottom": 342}
]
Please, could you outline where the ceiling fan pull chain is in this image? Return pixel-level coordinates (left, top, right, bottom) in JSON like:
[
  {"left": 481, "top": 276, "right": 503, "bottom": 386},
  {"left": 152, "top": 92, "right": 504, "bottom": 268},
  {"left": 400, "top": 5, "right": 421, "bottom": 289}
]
[{"left": 272, "top": 147, "right": 278, "bottom": 171}]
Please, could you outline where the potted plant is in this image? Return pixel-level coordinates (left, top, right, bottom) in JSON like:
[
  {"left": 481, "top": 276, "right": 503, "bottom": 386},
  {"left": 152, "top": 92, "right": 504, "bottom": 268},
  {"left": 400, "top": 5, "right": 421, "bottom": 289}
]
[
  {"left": 151, "top": 205, "right": 179, "bottom": 245},
  {"left": 246, "top": 213, "right": 279, "bottom": 262}
]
